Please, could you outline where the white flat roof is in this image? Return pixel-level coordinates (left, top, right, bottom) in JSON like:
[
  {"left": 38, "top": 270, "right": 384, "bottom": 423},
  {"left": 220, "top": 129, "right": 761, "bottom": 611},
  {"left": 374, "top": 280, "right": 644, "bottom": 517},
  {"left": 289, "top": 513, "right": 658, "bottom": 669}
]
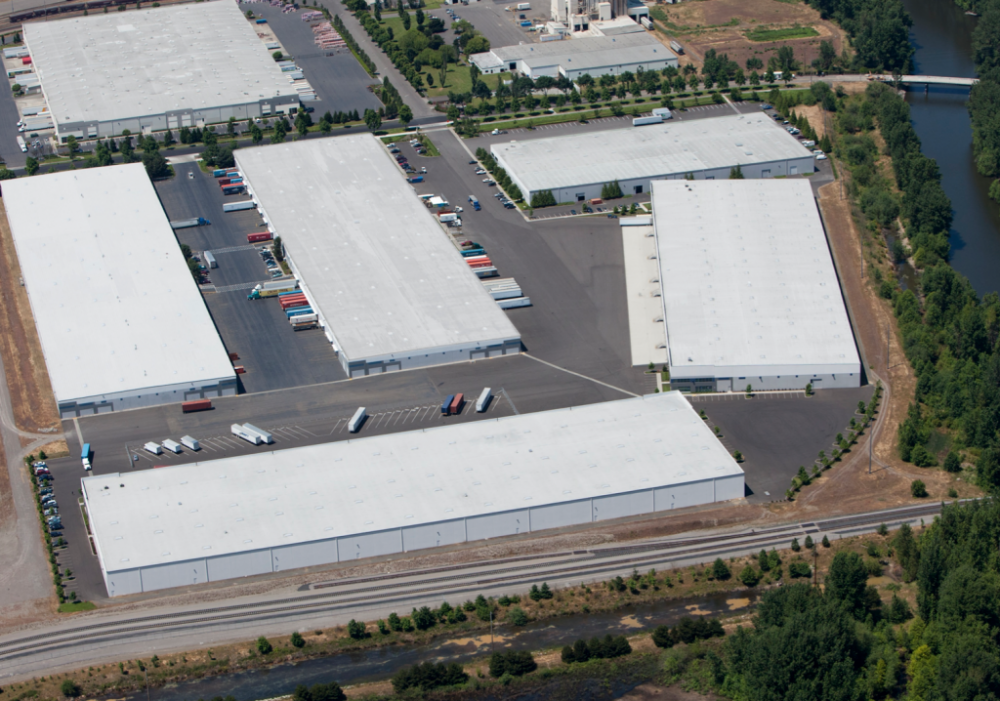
[
  {"left": 23, "top": 1, "right": 298, "bottom": 127},
  {"left": 235, "top": 135, "right": 520, "bottom": 363},
  {"left": 3, "top": 164, "right": 235, "bottom": 404},
  {"left": 83, "top": 392, "right": 743, "bottom": 571},
  {"left": 652, "top": 180, "right": 860, "bottom": 379},
  {"left": 474, "top": 32, "right": 673, "bottom": 72},
  {"left": 492, "top": 114, "right": 809, "bottom": 193}
]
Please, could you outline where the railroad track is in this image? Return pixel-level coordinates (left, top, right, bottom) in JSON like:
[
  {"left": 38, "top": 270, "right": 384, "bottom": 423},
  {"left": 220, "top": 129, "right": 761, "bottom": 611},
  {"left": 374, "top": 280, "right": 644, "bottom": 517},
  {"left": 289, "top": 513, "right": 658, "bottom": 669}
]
[{"left": 0, "top": 502, "right": 944, "bottom": 669}]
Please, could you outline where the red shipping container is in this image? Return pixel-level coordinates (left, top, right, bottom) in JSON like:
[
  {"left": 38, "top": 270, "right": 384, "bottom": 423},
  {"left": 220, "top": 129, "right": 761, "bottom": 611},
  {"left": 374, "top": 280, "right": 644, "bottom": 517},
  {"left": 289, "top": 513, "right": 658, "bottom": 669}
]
[
  {"left": 234, "top": 365, "right": 246, "bottom": 374},
  {"left": 247, "top": 232, "right": 272, "bottom": 243},
  {"left": 21, "top": 56, "right": 31, "bottom": 65},
  {"left": 218, "top": 178, "right": 232, "bottom": 185},
  {"left": 467, "top": 260, "right": 493, "bottom": 269},
  {"left": 279, "top": 293, "right": 307, "bottom": 303},
  {"left": 182, "top": 399, "right": 213, "bottom": 413},
  {"left": 228, "top": 352, "right": 240, "bottom": 361},
  {"left": 465, "top": 255, "right": 491, "bottom": 264},
  {"left": 449, "top": 393, "right": 464, "bottom": 414},
  {"left": 281, "top": 300, "right": 309, "bottom": 310}
]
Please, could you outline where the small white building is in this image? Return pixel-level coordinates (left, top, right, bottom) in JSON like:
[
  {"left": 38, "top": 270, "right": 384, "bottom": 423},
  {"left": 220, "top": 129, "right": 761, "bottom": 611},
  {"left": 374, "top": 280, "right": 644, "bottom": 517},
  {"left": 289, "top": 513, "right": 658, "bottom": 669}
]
[
  {"left": 24, "top": 1, "right": 300, "bottom": 141},
  {"left": 83, "top": 392, "right": 744, "bottom": 596},
  {"left": 2, "top": 165, "right": 237, "bottom": 417},
  {"left": 491, "top": 114, "right": 817, "bottom": 203},
  {"left": 652, "top": 179, "right": 861, "bottom": 392},
  {"left": 469, "top": 32, "right": 676, "bottom": 79}
]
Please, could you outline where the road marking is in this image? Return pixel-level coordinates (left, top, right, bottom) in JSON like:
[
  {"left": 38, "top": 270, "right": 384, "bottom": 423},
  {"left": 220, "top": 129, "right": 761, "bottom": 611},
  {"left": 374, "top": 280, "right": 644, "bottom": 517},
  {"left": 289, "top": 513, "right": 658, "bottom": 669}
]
[
  {"left": 73, "top": 418, "right": 83, "bottom": 451},
  {"left": 329, "top": 418, "right": 346, "bottom": 435},
  {"left": 215, "top": 281, "right": 268, "bottom": 293},
  {"left": 522, "top": 354, "right": 638, "bottom": 398},
  {"left": 500, "top": 387, "right": 519, "bottom": 415}
]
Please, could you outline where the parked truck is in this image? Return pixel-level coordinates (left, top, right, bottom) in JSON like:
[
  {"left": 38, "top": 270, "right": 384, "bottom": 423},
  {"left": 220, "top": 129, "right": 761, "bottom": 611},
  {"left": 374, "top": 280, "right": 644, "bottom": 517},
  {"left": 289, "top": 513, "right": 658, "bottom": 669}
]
[
  {"left": 248, "top": 280, "right": 298, "bottom": 299},
  {"left": 204, "top": 251, "right": 218, "bottom": 269},
  {"left": 170, "top": 217, "right": 210, "bottom": 229},
  {"left": 81, "top": 442, "right": 91, "bottom": 471},
  {"left": 144, "top": 441, "right": 163, "bottom": 455},
  {"left": 162, "top": 439, "right": 182, "bottom": 454},
  {"left": 498, "top": 296, "right": 532, "bottom": 309},
  {"left": 223, "top": 201, "right": 256, "bottom": 213},
  {"left": 348, "top": 407, "right": 366, "bottom": 433},
  {"left": 633, "top": 115, "right": 664, "bottom": 127},
  {"left": 182, "top": 399, "right": 213, "bottom": 412},
  {"left": 669, "top": 40, "right": 684, "bottom": 54},
  {"left": 247, "top": 232, "right": 273, "bottom": 243},
  {"left": 475, "top": 387, "right": 492, "bottom": 412},
  {"left": 180, "top": 435, "right": 201, "bottom": 451},
  {"left": 243, "top": 423, "right": 274, "bottom": 444},
  {"left": 231, "top": 424, "right": 262, "bottom": 445}
]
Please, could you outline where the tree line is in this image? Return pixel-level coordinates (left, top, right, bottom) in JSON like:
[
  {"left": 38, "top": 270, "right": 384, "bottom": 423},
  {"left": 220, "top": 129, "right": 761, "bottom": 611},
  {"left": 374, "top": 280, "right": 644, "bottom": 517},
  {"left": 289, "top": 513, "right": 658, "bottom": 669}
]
[
  {"left": 968, "top": 0, "right": 1000, "bottom": 203},
  {"left": 806, "top": 0, "right": 914, "bottom": 73}
]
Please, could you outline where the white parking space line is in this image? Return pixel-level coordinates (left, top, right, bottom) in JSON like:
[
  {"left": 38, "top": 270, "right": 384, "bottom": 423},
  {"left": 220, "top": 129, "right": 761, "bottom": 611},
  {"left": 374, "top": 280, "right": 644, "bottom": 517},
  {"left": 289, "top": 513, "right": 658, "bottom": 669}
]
[
  {"left": 297, "top": 426, "right": 317, "bottom": 437},
  {"left": 329, "top": 418, "right": 346, "bottom": 435}
]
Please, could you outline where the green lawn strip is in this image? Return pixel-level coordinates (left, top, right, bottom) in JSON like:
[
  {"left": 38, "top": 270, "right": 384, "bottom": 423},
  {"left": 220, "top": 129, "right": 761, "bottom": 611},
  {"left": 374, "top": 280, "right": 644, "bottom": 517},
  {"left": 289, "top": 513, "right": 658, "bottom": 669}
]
[
  {"left": 58, "top": 601, "right": 96, "bottom": 613},
  {"left": 745, "top": 25, "right": 819, "bottom": 42},
  {"left": 416, "top": 133, "right": 441, "bottom": 157}
]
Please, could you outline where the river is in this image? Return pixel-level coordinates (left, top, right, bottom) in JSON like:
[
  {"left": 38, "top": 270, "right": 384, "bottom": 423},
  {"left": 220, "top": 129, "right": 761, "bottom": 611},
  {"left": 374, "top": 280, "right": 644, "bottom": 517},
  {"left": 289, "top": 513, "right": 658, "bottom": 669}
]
[{"left": 903, "top": 0, "right": 1000, "bottom": 296}]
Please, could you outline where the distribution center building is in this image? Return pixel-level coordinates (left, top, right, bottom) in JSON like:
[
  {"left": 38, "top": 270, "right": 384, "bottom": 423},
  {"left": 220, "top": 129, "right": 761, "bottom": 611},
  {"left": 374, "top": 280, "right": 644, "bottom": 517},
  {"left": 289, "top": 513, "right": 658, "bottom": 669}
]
[
  {"left": 469, "top": 32, "right": 677, "bottom": 79},
  {"left": 3, "top": 164, "right": 237, "bottom": 417},
  {"left": 23, "top": 1, "right": 300, "bottom": 141},
  {"left": 82, "top": 391, "right": 745, "bottom": 596},
  {"left": 491, "top": 114, "right": 816, "bottom": 203},
  {"left": 235, "top": 136, "right": 521, "bottom": 377},
  {"left": 652, "top": 179, "right": 861, "bottom": 392}
]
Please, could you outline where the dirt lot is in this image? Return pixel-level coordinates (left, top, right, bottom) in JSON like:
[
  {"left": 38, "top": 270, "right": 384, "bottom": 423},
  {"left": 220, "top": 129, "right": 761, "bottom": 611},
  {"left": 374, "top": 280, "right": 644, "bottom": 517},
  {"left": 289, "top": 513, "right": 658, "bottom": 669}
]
[
  {"left": 0, "top": 200, "right": 61, "bottom": 438},
  {"left": 653, "top": 0, "right": 846, "bottom": 72}
]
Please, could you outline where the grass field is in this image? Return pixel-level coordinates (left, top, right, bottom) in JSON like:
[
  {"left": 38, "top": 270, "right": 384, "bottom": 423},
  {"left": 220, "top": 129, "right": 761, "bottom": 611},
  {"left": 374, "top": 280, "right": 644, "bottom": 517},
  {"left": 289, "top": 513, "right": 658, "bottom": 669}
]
[
  {"left": 745, "top": 25, "right": 819, "bottom": 42},
  {"left": 58, "top": 601, "right": 96, "bottom": 613},
  {"left": 424, "top": 63, "right": 475, "bottom": 96}
]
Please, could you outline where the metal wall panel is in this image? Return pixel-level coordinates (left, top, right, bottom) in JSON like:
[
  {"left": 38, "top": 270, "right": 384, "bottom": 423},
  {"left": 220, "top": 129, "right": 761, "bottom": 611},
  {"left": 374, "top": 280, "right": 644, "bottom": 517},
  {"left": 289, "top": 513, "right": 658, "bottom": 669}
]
[
  {"left": 593, "top": 489, "right": 654, "bottom": 521},
  {"left": 714, "top": 474, "right": 745, "bottom": 502},
  {"left": 338, "top": 529, "right": 402, "bottom": 560},
  {"left": 467, "top": 509, "right": 529, "bottom": 540},
  {"left": 654, "top": 480, "right": 714, "bottom": 510},
  {"left": 402, "top": 518, "right": 466, "bottom": 552},
  {"left": 529, "top": 499, "right": 592, "bottom": 531},
  {"left": 272, "top": 539, "right": 339, "bottom": 572},
  {"left": 206, "top": 549, "right": 272, "bottom": 581},
  {"left": 106, "top": 568, "right": 143, "bottom": 597},
  {"left": 138, "top": 559, "right": 208, "bottom": 593}
]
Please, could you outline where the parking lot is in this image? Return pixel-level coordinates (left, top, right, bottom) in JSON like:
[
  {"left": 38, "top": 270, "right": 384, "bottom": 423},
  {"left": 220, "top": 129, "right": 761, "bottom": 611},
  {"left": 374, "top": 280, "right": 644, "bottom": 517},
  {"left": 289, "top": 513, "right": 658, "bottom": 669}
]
[
  {"left": 429, "top": 0, "right": 549, "bottom": 52},
  {"left": 156, "top": 161, "right": 345, "bottom": 393},
  {"left": 250, "top": 3, "right": 383, "bottom": 117}
]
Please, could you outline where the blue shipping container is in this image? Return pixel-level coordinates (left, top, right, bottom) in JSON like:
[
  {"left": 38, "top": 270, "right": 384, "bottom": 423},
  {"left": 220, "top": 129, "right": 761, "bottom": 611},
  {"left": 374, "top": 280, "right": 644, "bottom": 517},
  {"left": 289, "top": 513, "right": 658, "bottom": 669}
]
[
  {"left": 212, "top": 169, "right": 227, "bottom": 177},
  {"left": 461, "top": 248, "right": 486, "bottom": 257},
  {"left": 407, "top": 176, "right": 423, "bottom": 183},
  {"left": 81, "top": 443, "right": 90, "bottom": 460},
  {"left": 441, "top": 395, "right": 454, "bottom": 415},
  {"left": 277, "top": 290, "right": 301, "bottom": 297},
  {"left": 287, "top": 307, "right": 313, "bottom": 317},
  {"left": 256, "top": 18, "right": 267, "bottom": 23}
]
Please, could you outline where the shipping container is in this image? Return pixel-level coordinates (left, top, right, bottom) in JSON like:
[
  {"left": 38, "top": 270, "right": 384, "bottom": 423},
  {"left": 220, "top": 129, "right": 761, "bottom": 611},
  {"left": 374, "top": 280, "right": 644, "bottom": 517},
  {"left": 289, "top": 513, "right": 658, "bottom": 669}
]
[
  {"left": 231, "top": 424, "right": 262, "bottom": 445},
  {"left": 248, "top": 280, "right": 298, "bottom": 299},
  {"left": 519, "top": 20, "right": 532, "bottom": 26},
  {"left": 222, "top": 184, "right": 245, "bottom": 195},
  {"left": 640, "top": 15, "right": 652, "bottom": 28},
  {"left": 474, "top": 266, "right": 499, "bottom": 278},
  {"left": 170, "top": 217, "right": 210, "bottom": 229},
  {"left": 226, "top": 171, "right": 239, "bottom": 178},
  {"left": 633, "top": 115, "right": 664, "bottom": 127},
  {"left": 476, "top": 387, "right": 492, "bottom": 412},
  {"left": 204, "top": 251, "right": 218, "bottom": 269},
  {"left": 407, "top": 176, "right": 424, "bottom": 183},
  {"left": 180, "top": 435, "right": 201, "bottom": 451},
  {"left": 234, "top": 365, "right": 246, "bottom": 374},
  {"left": 256, "top": 18, "right": 268, "bottom": 23},
  {"left": 182, "top": 399, "right": 213, "bottom": 413},
  {"left": 449, "top": 393, "right": 464, "bottom": 414},
  {"left": 669, "top": 40, "right": 684, "bottom": 54},
  {"left": 348, "top": 407, "right": 366, "bottom": 433},
  {"left": 144, "top": 442, "right": 163, "bottom": 455},
  {"left": 247, "top": 232, "right": 273, "bottom": 243},
  {"left": 16, "top": 136, "right": 26, "bottom": 153},
  {"left": 280, "top": 298, "right": 308, "bottom": 310},
  {"left": 439, "top": 212, "right": 458, "bottom": 222},
  {"left": 80, "top": 443, "right": 90, "bottom": 461},
  {"left": 461, "top": 248, "right": 486, "bottom": 257},
  {"left": 441, "top": 395, "right": 455, "bottom": 415},
  {"left": 218, "top": 178, "right": 232, "bottom": 185},
  {"left": 243, "top": 423, "right": 274, "bottom": 444},
  {"left": 652, "top": 107, "right": 672, "bottom": 119},
  {"left": 517, "top": 2, "right": 530, "bottom": 8},
  {"left": 292, "top": 320, "right": 318, "bottom": 331},
  {"left": 277, "top": 290, "right": 303, "bottom": 298},
  {"left": 213, "top": 169, "right": 228, "bottom": 177},
  {"left": 286, "top": 307, "right": 314, "bottom": 318},
  {"left": 162, "top": 439, "right": 182, "bottom": 454},
  {"left": 289, "top": 312, "right": 318, "bottom": 324},
  {"left": 224, "top": 201, "right": 256, "bottom": 213}
]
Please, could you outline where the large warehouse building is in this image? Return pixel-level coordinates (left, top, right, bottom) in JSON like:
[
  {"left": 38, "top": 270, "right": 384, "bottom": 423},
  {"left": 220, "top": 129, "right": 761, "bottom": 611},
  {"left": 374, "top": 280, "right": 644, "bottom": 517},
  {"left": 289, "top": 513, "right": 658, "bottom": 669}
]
[
  {"left": 236, "top": 136, "right": 521, "bottom": 377},
  {"left": 3, "top": 165, "right": 237, "bottom": 417},
  {"left": 491, "top": 114, "right": 815, "bottom": 203},
  {"left": 23, "top": 1, "right": 300, "bottom": 141},
  {"left": 83, "top": 392, "right": 744, "bottom": 596},
  {"left": 653, "top": 180, "right": 861, "bottom": 392},
  {"left": 470, "top": 32, "right": 677, "bottom": 79}
]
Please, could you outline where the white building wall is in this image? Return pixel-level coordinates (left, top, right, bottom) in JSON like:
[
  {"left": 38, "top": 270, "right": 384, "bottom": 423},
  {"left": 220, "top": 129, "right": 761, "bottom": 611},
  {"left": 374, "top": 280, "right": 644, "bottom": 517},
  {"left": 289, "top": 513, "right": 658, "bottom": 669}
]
[
  {"left": 57, "top": 377, "right": 238, "bottom": 418},
  {"left": 99, "top": 475, "right": 743, "bottom": 596}
]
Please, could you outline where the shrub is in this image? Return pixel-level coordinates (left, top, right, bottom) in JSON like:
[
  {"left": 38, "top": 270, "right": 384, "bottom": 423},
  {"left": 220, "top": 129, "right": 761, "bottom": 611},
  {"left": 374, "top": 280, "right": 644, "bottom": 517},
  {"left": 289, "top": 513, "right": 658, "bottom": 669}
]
[
  {"left": 490, "top": 650, "right": 537, "bottom": 677},
  {"left": 652, "top": 617, "right": 725, "bottom": 647},
  {"left": 292, "top": 682, "right": 346, "bottom": 701},
  {"left": 256, "top": 636, "right": 273, "bottom": 654},
  {"left": 347, "top": 619, "right": 368, "bottom": 639},
  {"left": 711, "top": 558, "right": 731, "bottom": 581},
  {"left": 911, "top": 480, "right": 928, "bottom": 498},
  {"left": 788, "top": 561, "right": 812, "bottom": 578},
  {"left": 943, "top": 451, "right": 962, "bottom": 472},
  {"left": 392, "top": 661, "right": 468, "bottom": 692},
  {"left": 739, "top": 565, "right": 760, "bottom": 587},
  {"left": 60, "top": 681, "right": 81, "bottom": 698},
  {"left": 508, "top": 607, "right": 528, "bottom": 626},
  {"left": 290, "top": 632, "right": 305, "bottom": 648},
  {"left": 561, "top": 634, "right": 631, "bottom": 663}
]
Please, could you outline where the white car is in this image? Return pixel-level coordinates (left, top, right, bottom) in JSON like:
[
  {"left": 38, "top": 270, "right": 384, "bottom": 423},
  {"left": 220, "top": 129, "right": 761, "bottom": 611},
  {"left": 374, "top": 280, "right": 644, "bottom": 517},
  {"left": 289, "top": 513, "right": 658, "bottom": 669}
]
[
  {"left": 491, "top": 128, "right": 500, "bottom": 135},
  {"left": 454, "top": 206, "right": 463, "bottom": 213},
  {"left": 815, "top": 153, "right": 828, "bottom": 160},
  {"left": 475, "top": 169, "right": 486, "bottom": 174},
  {"left": 812, "top": 149, "right": 824, "bottom": 156}
]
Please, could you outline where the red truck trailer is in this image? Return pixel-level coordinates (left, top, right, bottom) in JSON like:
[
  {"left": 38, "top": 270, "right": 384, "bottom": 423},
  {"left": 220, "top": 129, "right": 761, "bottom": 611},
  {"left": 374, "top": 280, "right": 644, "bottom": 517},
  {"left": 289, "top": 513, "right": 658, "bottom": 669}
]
[
  {"left": 247, "top": 232, "right": 273, "bottom": 243},
  {"left": 181, "top": 399, "right": 213, "bottom": 413}
]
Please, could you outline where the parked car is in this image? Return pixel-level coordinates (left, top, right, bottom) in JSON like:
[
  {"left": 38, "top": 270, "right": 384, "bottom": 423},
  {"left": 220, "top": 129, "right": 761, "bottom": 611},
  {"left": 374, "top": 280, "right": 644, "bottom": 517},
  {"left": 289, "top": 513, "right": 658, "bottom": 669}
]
[
  {"left": 468, "top": 159, "right": 477, "bottom": 165},
  {"left": 504, "top": 202, "right": 515, "bottom": 208},
  {"left": 570, "top": 209, "right": 577, "bottom": 215},
  {"left": 760, "top": 103, "right": 773, "bottom": 110},
  {"left": 475, "top": 169, "right": 486, "bottom": 175},
  {"left": 815, "top": 153, "right": 828, "bottom": 160}
]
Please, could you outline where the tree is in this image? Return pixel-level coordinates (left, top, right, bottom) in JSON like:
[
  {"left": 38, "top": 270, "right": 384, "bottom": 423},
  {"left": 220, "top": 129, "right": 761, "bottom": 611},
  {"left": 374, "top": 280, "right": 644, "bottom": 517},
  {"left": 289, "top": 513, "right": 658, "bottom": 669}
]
[
  {"left": 227, "top": 116, "right": 237, "bottom": 136},
  {"left": 290, "top": 631, "right": 305, "bottom": 648},
  {"left": 24, "top": 156, "right": 38, "bottom": 176},
  {"left": 739, "top": 565, "right": 760, "bottom": 587},
  {"left": 142, "top": 151, "right": 170, "bottom": 179},
  {"left": 777, "top": 45, "right": 797, "bottom": 81},
  {"left": 712, "top": 558, "right": 731, "bottom": 581},
  {"left": 911, "top": 479, "right": 928, "bottom": 498},
  {"left": 347, "top": 619, "right": 368, "bottom": 638},
  {"left": 392, "top": 662, "right": 467, "bottom": 692},
  {"left": 729, "top": 164, "right": 744, "bottom": 179},
  {"left": 364, "top": 108, "right": 382, "bottom": 131},
  {"left": 825, "top": 551, "right": 869, "bottom": 619},
  {"left": 66, "top": 135, "right": 79, "bottom": 159},
  {"left": 295, "top": 109, "right": 313, "bottom": 137},
  {"left": 270, "top": 119, "right": 287, "bottom": 144},
  {"left": 490, "top": 650, "right": 536, "bottom": 678},
  {"left": 257, "top": 636, "right": 273, "bottom": 654},
  {"left": 398, "top": 104, "right": 413, "bottom": 125},
  {"left": 250, "top": 123, "right": 263, "bottom": 146},
  {"left": 162, "top": 129, "right": 174, "bottom": 147},
  {"left": 272, "top": 51, "right": 283, "bottom": 61},
  {"left": 791, "top": 538, "right": 801, "bottom": 552},
  {"left": 294, "top": 682, "right": 346, "bottom": 701},
  {"left": 60, "top": 681, "right": 81, "bottom": 698},
  {"left": 508, "top": 607, "right": 528, "bottom": 626},
  {"left": 943, "top": 451, "right": 962, "bottom": 472},
  {"left": 822, "top": 535, "right": 831, "bottom": 548},
  {"left": 804, "top": 535, "right": 814, "bottom": 550},
  {"left": 411, "top": 606, "right": 435, "bottom": 631}
]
